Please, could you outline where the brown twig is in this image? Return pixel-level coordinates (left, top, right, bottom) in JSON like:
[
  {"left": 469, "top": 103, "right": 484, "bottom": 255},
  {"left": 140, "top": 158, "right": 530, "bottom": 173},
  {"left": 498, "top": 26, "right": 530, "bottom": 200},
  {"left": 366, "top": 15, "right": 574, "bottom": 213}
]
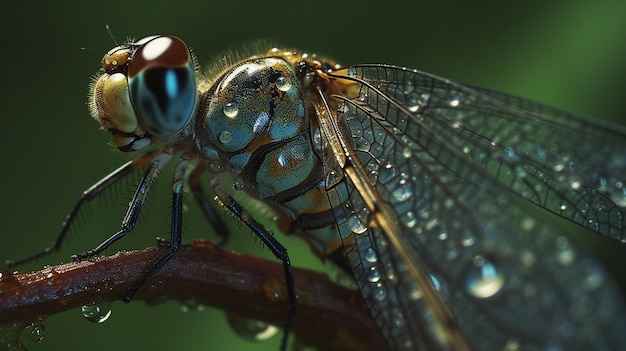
[{"left": 0, "top": 241, "right": 388, "bottom": 350}]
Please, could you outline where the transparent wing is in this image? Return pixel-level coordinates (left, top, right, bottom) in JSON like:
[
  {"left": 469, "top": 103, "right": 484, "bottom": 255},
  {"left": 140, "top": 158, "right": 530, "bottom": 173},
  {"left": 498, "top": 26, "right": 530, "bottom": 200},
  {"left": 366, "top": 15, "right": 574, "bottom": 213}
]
[{"left": 323, "top": 65, "right": 626, "bottom": 350}]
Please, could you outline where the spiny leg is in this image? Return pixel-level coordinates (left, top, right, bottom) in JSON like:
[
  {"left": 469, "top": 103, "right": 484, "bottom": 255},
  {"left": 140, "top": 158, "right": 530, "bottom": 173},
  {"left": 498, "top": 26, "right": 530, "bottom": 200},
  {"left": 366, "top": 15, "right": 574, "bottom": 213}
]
[
  {"left": 123, "top": 156, "right": 192, "bottom": 302},
  {"left": 188, "top": 162, "right": 230, "bottom": 245},
  {"left": 71, "top": 152, "right": 172, "bottom": 261},
  {"left": 210, "top": 175, "right": 297, "bottom": 351},
  {"left": 6, "top": 151, "right": 161, "bottom": 267}
]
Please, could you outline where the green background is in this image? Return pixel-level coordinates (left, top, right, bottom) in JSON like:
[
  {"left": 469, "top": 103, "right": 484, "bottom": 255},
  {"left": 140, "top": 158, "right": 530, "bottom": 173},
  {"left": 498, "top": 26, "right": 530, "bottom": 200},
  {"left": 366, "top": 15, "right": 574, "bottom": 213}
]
[{"left": 1, "top": 1, "right": 625, "bottom": 350}]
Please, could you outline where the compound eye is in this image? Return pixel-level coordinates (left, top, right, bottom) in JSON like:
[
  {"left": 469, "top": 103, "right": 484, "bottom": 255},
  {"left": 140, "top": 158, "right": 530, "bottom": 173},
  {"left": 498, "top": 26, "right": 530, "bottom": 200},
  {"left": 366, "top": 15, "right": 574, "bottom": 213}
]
[{"left": 127, "top": 35, "right": 196, "bottom": 137}]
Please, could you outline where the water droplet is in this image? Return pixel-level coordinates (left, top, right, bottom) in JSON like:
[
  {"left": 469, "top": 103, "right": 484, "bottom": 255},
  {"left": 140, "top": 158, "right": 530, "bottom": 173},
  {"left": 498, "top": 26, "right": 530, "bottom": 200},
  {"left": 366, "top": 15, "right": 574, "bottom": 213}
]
[
  {"left": 406, "top": 92, "right": 420, "bottom": 112},
  {"left": 392, "top": 180, "right": 413, "bottom": 202},
  {"left": 81, "top": 301, "right": 112, "bottom": 323},
  {"left": 275, "top": 76, "right": 292, "bottom": 91},
  {"left": 409, "top": 284, "right": 422, "bottom": 300},
  {"left": 219, "top": 131, "right": 232, "bottom": 144},
  {"left": 448, "top": 97, "right": 460, "bottom": 107},
  {"left": 227, "top": 313, "right": 279, "bottom": 341},
  {"left": 402, "top": 211, "right": 417, "bottom": 228},
  {"left": 402, "top": 147, "right": 412, "bottom": 158},
  {"left": 253, "top": 111, "right": 270, "bottom": 133},
  {"left": 367, "top": 267, "right": 381, "bottom": 283},
  {"left": 180, "top": 299, "right": 206, "bottom": 312},
  {"left": 461, "top": 233, "right": 475, "bottom": 247},
  {"left": 348, "top": 213, "right": 367, "bottom": 234},
  {"left": 383, "top": 261, "right": 397, "bottom": 283},
  {"left": 373, "top": 285, "right": 387, "bottom": 301},
  {"left": 419, "top": 93, "right": 431, "bottom": 105},
  {"left": 223, "top": 102, "right": 239, "bottom": 118},
  {"left": 378, "top": 163, "right": 397, "bottom": 183},
  {"left": 464, "top": 256, "right": 504, "bottom": 298},
  {"left": 23, "top": 322, "right": 45, "bottom": 342},
  {"left": 347, "top": 67, "right": 357, "bottom": 77},
  {"left": 364, "top": 247, "right": 378, "bottom": 263}
]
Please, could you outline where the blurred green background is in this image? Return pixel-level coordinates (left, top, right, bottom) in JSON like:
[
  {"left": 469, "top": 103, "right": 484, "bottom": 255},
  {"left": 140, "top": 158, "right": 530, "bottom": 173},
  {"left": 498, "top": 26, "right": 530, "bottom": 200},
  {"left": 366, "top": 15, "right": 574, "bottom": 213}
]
[{"left": 1, "top": 1, "right": 625, "bottom": 350}]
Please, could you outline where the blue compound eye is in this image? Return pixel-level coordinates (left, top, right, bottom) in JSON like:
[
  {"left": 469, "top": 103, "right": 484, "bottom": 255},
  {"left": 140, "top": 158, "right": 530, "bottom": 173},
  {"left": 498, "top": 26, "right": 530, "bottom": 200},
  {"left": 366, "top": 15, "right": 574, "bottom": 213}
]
[{"left": 127, "top": 35, "right": 196, "bottom": 137}]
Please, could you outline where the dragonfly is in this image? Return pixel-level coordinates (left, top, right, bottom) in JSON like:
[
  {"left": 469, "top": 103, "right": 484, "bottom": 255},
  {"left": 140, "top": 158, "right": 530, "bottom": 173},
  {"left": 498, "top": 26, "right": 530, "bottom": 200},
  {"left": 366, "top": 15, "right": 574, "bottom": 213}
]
[{"left": 7, "top": 34, "right": 626, "bottom": 350}]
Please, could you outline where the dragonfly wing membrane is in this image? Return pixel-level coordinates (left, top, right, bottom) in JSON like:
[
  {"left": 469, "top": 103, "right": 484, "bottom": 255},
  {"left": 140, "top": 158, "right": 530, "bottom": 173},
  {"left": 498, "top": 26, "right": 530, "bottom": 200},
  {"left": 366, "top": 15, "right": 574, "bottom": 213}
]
[{"left": 320, "top": 65, "right": 626, "bottom": 350}]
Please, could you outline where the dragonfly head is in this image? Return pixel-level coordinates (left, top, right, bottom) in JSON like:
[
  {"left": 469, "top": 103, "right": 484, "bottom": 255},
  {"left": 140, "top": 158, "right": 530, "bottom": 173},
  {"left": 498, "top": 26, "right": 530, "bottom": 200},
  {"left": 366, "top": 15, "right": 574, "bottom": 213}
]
[{"left": 89, "top": 35, "right": 197, "bottom": 151}]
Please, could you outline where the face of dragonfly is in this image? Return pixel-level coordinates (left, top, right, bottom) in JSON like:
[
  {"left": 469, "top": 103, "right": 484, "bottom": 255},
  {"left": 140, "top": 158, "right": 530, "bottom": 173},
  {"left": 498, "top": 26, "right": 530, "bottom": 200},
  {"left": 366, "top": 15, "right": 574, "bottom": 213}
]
[{"left": 91, "top": 35, "right": 626, "bottom": 350}]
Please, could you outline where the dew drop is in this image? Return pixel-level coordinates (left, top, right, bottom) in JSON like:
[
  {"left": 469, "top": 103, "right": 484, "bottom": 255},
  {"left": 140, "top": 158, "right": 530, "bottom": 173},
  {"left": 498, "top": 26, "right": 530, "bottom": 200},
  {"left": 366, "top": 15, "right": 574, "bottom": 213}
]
[
  {"left": 81, "top": 301, "right": 112, "bottom": 323},
  {"left": 379, "top": 163, "right": 397, "bottom": 183},
  {"left": 219, "top": 131, "right": 232, "bottom": 144},
  {"left": 402, "top": 147, "right": 412, "bottom": 158},
  {"left": 347, "top": 213, "right": 367, "bottom": 234},
  {"left": 373, "top": 285, "right": 387, "bottom": 301},
  {"left": 464, "top": 256, "right": 504, "bottom": 298},
  {"left": 23, "top": 322, "right": 46, "bottom": 342},
  {"left": 180, "top": 299, "right": 206, "bottom": 312},
  {"left": 409, "top": 284, "right": 422, "bottom": 300},
  {"left": 419, "top": 93, "right": 431, "bottom": 105},
  {"left": 392, "top": 181, "right": 414, "bottom": 202},
  {"left": 227, "top": 313, "right": 279, "bottom": 341},
  {"left": 347, "top": 66, "right": 357, "bottom": 77},
  {"left": 223, "top": 102, "right": 239, "bottom": 118},
  {"left": 364, "top": 247, "right": 378, "bottom": 263},
  {"left": 367, "top": 267, "right": 381, "bottom": 283},
  {"left": 448, "top": 97, "right": 460, "bottom": 107},
  {"left": 406, "top": 92, "right": 420, "bottom": 112},
  {"left": 402, "top": 211, "right": 417, "bottom": 228},
  {"left": 275, "top": 76, "right": 292, "bottom": 91}
]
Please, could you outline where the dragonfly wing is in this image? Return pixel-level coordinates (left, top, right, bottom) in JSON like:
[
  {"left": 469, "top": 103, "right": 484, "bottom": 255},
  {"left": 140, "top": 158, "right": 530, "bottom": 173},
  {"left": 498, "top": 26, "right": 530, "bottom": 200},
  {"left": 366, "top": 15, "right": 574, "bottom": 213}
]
[
  {"left": 321, "top": 65, "right": 626, "bottom": 350},
  {"left": 341, "top": 65, "right": 626, "bottom": 241}
]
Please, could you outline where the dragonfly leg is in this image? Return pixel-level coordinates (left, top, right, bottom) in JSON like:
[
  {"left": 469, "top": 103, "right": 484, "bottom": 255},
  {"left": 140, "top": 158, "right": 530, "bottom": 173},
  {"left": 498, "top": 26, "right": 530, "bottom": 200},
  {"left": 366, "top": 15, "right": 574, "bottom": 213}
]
[
  {"left": 188, "top": 162, "right": 230, "bottom": 245},
  {"left": 6, "top": 151, "right": 161, "bottom": 267},
  {"left": 122, "top": 156, "right": 191, "bottom": 302},
  {"left": 71, "top": 152, "right": 172, "bottom": 262},
  {"left": 210, "top": 175, "right": 297, "bottom": 351}
]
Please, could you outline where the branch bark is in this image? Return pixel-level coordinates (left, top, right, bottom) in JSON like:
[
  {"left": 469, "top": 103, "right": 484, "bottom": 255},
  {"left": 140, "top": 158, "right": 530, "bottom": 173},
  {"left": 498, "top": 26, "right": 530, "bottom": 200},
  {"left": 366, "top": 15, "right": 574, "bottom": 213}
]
[{"left": 0, "top": 241, "right": 388, "bottom": 350}]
